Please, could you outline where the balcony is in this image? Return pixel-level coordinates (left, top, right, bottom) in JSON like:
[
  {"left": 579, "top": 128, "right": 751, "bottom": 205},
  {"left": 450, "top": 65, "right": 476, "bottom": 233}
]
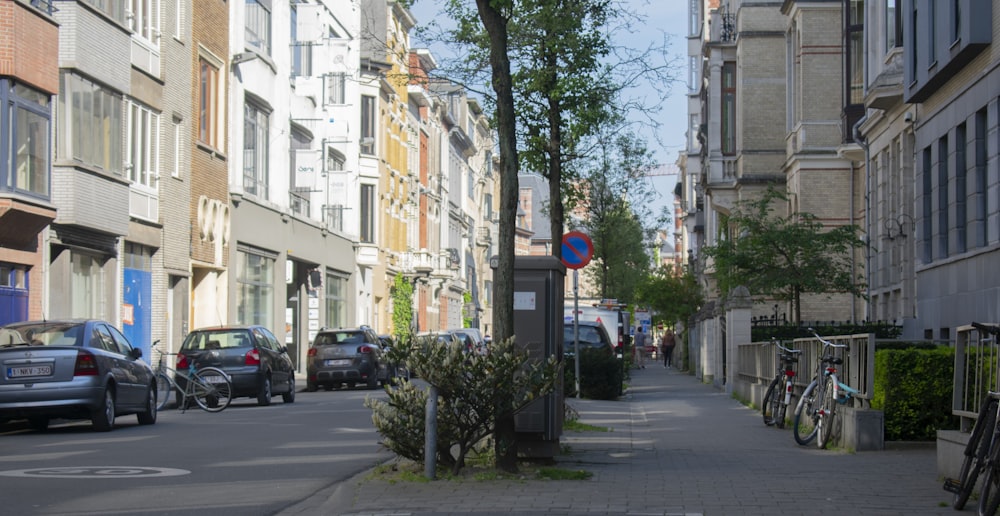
[{"left": 476, "top": 227, "right": 491, "bottom": 247}]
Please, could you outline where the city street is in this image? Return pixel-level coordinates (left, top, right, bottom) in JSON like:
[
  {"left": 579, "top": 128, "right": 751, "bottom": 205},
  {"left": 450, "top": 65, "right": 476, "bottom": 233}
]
[{"left": 0, "top": 388, "right": 391, "bottom": 515}]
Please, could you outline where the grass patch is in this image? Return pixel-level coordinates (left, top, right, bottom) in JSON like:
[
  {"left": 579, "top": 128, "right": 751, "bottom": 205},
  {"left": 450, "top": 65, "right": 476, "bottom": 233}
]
[
  {"left": 564, "top": 419, "right": 610, "bottom": 433},
  {"left": 537, "top": 467, "right": 592, "bottom": 480}
]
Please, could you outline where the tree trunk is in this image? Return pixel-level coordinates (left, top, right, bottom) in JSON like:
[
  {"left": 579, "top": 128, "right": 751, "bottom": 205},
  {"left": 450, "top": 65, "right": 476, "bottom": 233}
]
[
  {"left": 476, "top": 0, "right": 520, "bottom": 474},
  {"left": 545, "top": 41, "right": 565, "bottom": 259}
]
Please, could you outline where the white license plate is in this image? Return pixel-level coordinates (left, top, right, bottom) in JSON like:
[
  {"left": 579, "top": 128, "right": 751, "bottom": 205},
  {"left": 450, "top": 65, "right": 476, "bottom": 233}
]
[
  {"left": 326, "top": 359, "right": 351, "bottom": 367},
  {"left": 8, "top": 365, "right": 53, "bottom": 378},
  {"left": 202, "top": 375, "right": 226, "bottom": 384}
]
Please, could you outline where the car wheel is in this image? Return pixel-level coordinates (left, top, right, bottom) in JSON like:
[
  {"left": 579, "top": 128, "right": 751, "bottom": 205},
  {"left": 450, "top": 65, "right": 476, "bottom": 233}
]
[
  {"left": 306, "top": 380, "right": 318, "bottom": 392},
  {"left": 257, "top": 376, "right": 272, "bottom": 406},
  {"left": 137, "top": 384, "right": 157, "bottom": 425},
  {"left": 346, "top": 382, "right": 355, "bottom": 390},
  {"left": 27, "top": 417, "right": 49, "bottom": 431},
  {"left": 91, "top": 388, "right": 115, "bottom": 432},
  {"left": 282, "top": 376, "right": 296, "bottom": 403}
]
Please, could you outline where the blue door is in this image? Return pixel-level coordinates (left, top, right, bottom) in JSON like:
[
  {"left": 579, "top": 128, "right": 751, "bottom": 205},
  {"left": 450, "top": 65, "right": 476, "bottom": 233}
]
[
  {"left": 0, "top": 265, "right": 28, "bottom": 326},
  {"left": 123, "top": 268, "right": 152, "bottom": 364}
]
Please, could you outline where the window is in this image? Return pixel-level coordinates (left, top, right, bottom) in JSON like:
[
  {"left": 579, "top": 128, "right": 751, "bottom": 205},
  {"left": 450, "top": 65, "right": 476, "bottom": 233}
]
[
  {"left": 59, "top": 73, "right": 123, "bottom": 175},
  {"left": 975, "top": 108, "right": 988, "bottom": 247},
  {"left": 244, "top": 101, "right": 270, "bottom": 199},
  {"left": 921, "top": 147, "right": 932, "bottom": 263},
  {"left": 70, "top": 252, "right": 106, "bottom": 319},
  {"left": 325, "top": 73, "right": 346, "bottom": 105},
  {"left": 289, "top": 127, "right": 311, "bottom": 216},
  {"left": 130, "top": 0, "right": 160, "bottom": 44},
  {"left": 689, "top": 0, "right": 700, "bottom": 35},
  {"left": 199, "top": 59, "right": 221, "bottom": 149},
  {"left": 4, "top": 82, "right": 51, "bottom": 197},
  {"left": 955, "top": 123, "right": 967, "bottom": 253},
  {"left": 361, "top": 95, "right": 375, "bottom": 155},
  {"left": 325, "top": 272, "right": 347, "bottom": 328},
  {"left": 360, "top": 183, "right": 375, "bottom": 243},
  {"left": 721, "top": 62, "right": 736, "bottom": 155},
  {"left": 173, "top": 0, "right": 184, "bottom": 39},
  {"left": 127, "top": 101, "right": 159, "bottom": 189},
  {"left": 83, "top": 0, "right": 127, "bottom": 24},
  {"left": 290, "top": 4, "right": 312, "bottom": 77},
  {"left": 236, "top": 247, "right": 275, "bottom": 328},
  {"left": 846, "top": 0, "right": 864, "bottom": 105},
  {"left": 952, "top": 0, "right": 961, "bottom": 44},
  {"left": 172, "top": 120, "right": 181, "bottom": 178},
  {"left": 246, "top": 0, "right": 272, "bottom": 55},
  {"left": 886, "top": 0, "right": 902, "bottom": 50},
  {"left": 937, "top": 136, "right": 948, "bottom": 259}
]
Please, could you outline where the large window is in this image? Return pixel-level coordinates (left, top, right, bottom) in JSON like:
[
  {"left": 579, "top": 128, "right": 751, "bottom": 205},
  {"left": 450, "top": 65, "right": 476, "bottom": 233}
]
[
  {"left": 846, "top": 0, "right": 864, "bottom": 105},
  {"left": 246, "top": 0, "right": 272, "bottom": 55},
  {"left": 937, "top": 136, "right": 949, "bottom": 259},
  {"left": 325, "top": 272, "right": 347, "bottom": 328},
  {"left": 975, "top": 109, "right": 988, "bottom": 248},
  {"left": 70, "top": 251, "right": 106, "bottom": 319},
  {"left": 83, "top": 0, "right": 127, "bottom": 24},
  {"left": 290, "top": 3, "right": 311, "bottom": 77},
  {"left": 361, "top": 95, "right": 375, "bottom": 155},
  {"left": 886, "top": 0, "right": 902, "bottom": 50},
  {"left": 199, "top": 59, "right": 221, "bottom": 149},
  {"left": 955, "top": 123, "right": 967, "bottom": 253},
  {"left": 324, "top": 148, "right": 345, "bottom": 232},
  {"left": 360, "top": 183, "right": 375, "bottom": 243},
  {"left": 325, "top": 73, "right": 346, "bottom": 105},
  {"left": 130, "top": 0, "right": 160, "bottom": 43},
  {"left": 59, "top": 73, "right": 123, "bottom": 175},
  {"left": 236, "top": 247, "right": 275, "bottom": 328},
  {"left": 721, "top": 62, "right": 736, "bottom": 155},
  {"left": 4, "top": 81, "right": 50, "bottom": 197},
  {"left": 127, "top": 101, "right": 159, "bottom": 189},
  {"left": 243, "top": 101, "right": 269, "bottom": 199}
]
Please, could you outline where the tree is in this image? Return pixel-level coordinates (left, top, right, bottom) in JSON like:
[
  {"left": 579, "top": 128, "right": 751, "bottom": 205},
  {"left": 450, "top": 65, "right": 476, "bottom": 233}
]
[
  {"left": 702, "top": 187, "right": 866, "bottom": 323},
  {"left": 391, "top": 274, "right": 414, "bottom": 344},
  {"left": 579, "top": 131, "right": 664, "bottom": 301},
  {"left": 635, "top": 266, "right": 703, "bottom": 328}
]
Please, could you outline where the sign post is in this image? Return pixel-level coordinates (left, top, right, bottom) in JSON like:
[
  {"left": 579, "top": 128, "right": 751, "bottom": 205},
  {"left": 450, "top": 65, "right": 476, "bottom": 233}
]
[{"left": 561, "top": 231, "right": 594, "bottom": 399}]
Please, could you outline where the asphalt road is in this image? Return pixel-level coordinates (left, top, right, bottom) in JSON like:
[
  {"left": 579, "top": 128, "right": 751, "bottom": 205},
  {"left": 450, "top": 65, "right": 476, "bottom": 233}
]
[{"left": 0, "top": 388, "right": 391, "bottom": 515}]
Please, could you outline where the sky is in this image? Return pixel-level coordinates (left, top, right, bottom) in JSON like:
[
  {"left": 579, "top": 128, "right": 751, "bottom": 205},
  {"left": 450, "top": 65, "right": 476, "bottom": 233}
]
[{"left": 406, "top": 0, "right": 688, "bottom": 227}]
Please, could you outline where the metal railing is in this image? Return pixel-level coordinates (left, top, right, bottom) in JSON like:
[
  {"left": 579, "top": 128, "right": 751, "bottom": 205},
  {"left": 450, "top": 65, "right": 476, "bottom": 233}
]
[
  {"left": 738, "top": 333, "right": 876, "bottom": 401},
  {"left": 953, "top": 324, "right": 1000, "bottom": 431}
]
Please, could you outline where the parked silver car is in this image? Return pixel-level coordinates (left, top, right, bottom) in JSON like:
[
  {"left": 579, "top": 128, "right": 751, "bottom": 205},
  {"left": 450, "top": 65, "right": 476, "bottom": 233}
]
[{"left": 0, "top": 319, "right": 157, "bottom": 431}]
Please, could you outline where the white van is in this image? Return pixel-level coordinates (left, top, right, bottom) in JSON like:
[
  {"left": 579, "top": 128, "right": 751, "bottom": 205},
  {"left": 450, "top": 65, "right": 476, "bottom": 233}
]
[{"left": 564, "top": 303, "right": 630, "bottom": 355}]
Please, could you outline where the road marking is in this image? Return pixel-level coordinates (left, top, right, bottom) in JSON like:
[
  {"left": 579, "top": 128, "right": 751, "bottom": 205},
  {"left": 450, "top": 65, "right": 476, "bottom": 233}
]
[{"left": 0, "top": 466, "right": 190, "bottom": 478}]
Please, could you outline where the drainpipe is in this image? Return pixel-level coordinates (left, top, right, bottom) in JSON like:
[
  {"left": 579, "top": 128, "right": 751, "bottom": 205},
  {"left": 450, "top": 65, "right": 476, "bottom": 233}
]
[{"left": 853, "top": 115, "right": 871, "bottom": 323}]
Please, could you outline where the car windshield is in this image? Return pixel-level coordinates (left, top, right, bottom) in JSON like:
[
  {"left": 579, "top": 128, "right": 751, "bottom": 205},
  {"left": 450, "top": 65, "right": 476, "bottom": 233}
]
[
  {"left": 314, "top": 331, "right": 366, "bottom": 346},
  {"left": 0, "top": 322, "right": 83, "bottom": 348},
  {"left": 182, "top": 329, "right": 252, "bottom": 351},
  {"left": 565, "top": 326, "right": 606, "bottom": 345}
]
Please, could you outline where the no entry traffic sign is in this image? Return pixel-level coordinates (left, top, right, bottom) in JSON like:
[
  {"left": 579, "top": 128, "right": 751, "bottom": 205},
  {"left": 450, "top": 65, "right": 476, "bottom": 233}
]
[{"left": 561, "top": 231, "right": 594, "bottom": 269}]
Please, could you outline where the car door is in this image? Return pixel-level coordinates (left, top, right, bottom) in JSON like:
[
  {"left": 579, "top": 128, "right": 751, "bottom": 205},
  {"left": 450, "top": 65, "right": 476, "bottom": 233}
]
[
  {"left": 92, "top": 323, "right": 141, "bottom": 408},
  {"left": 106, "top": 324, "right": 152, "bottom": 409},
  {"left": 256, "top": 328, "right": 292, "bottom": 391}
]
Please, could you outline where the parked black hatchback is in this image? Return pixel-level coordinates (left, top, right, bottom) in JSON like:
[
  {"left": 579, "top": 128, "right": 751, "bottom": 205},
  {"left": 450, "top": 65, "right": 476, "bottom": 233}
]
[
  {"left": 306, "top": 326, "right": 391, "bottom": 391},
  {"left": 177, "top": 325, "right": 295, "bottom": 406}
]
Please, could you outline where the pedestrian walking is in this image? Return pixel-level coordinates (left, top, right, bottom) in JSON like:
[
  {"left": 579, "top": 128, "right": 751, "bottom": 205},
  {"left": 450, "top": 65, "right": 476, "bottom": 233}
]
[
  {"left": 661, "top": 329, "right": 676, "bottom": 368},
  {"left": 633, "top": 327, "right": 647, "bottom": 369}
]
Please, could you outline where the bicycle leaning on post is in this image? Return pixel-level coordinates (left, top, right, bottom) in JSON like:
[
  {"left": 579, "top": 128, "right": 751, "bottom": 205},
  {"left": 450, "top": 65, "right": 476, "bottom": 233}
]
[
  {"left": 762, "top": 339, "right": 802, "bottom": 428},
  {"left": 944, "top": 322, "right": 1000, "bottom": 514},
  {"left": 152, "top": 340, "right": 233, "bottom": 413},
  {"left": 792, "top": 329, "right": 863, "bottom": 448}
]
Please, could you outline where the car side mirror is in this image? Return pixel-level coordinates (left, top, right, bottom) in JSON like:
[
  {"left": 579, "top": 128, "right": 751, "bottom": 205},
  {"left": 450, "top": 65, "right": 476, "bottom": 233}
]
[{"left": 130, "top": 347, "right": 143, "bottom": 360}]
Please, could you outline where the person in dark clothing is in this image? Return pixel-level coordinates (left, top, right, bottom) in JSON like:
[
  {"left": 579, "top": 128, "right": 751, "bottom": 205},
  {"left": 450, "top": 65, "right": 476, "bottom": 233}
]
[{"left": 661, "top": 329, "right": 676, "bottom": 368}]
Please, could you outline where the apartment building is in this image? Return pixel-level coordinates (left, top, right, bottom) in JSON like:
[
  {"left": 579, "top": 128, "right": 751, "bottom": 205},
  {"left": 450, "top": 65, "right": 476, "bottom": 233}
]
[{"left": 0, "top": 0, "right": 58, "bottom": 325}]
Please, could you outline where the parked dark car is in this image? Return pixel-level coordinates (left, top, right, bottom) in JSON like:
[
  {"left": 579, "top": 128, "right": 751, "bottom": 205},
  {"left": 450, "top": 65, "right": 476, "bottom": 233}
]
[
  {"left": 563, "top": 321, "right": 614, "bottom": 358},
  {"left": 306, "top": 326, "right": 392, "bottom": 391},
  {"left": 0, "top": 319, "right": 157, "bottom": 431},
  {"left": 448, "top": 328, "right": 486, "bottom": 354},
  {"left": 177, "top": 325, "right": 295, "bottom": 406}
]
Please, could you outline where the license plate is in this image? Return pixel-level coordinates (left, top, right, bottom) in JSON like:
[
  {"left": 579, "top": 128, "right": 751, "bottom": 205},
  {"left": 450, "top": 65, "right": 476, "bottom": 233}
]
[
  {"left": 8, "top": 365, "right": 53, "bottom": 378},
  {"left": 202, "top": 375, "right": 226, "bottom": 384},
  {"left": 326, "top": 359, "right": 351, "bottom": 367}
]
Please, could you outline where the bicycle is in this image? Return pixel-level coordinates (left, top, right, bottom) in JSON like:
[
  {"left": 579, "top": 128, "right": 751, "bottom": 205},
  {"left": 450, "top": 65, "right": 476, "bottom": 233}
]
[
  {"left": 943, "top": 322, "right": 1000, "bottom": 514},
  {"left": 152, "top": 340, "right": 233, "bottom": 413},
  {"left": 762, "top": 339, "right": 802, "bottom": 428},
  {"left": 792, "top": 329, "right": 862, "bottom": 448}
]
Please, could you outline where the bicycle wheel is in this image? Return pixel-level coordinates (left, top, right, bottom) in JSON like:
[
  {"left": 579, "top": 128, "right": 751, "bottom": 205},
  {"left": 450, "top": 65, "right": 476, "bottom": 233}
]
[
  {"left": 980, "top": 447, "right": 1000, "bottom": 516},
  {"left": 155, "top": 372, "right": 173, "bottom": 411},
  {"left": 191, "top": 367, "right": 233, "bottom": 413},
  {"left": 793, "top": 380, "right": 821, "bottom": 445},
  {"left": 816, "top": 376, "right": 838, "bottom": 449},
  {"left": 762, "top": 377, "right": 782, "bottom": 426},
  {"left": 955, "top": 400, "right": 999, "bottom": 509}
]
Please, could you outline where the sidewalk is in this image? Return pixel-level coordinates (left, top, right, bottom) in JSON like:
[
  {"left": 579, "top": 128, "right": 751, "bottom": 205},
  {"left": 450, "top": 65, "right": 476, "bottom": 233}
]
[{"left": 288, "top": 366, "right": 954, "bottom": 515}]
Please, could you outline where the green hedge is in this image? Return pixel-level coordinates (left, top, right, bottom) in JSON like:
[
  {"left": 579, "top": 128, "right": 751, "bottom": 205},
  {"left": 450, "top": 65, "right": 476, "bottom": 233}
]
[
  {"left": 872, "top": 346, "right": 959, "bottom": 441},
  {"left": 563, "top": 350, "right": 624, "bottom": 400},
  {"left": 752, "top": 322, "right": 901, "bottom": 342}
]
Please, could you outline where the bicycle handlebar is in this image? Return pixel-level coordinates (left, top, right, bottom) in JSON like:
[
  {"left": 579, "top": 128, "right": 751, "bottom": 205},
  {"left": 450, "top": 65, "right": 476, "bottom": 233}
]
[
  {"left": 972, "top": 322, "right": 1000, "bottom": 336},
  {"left": 807, "top": 328, "right": 848, "bottom": 350},
  {"left": 771, "top": 338, "right": 801, "bottom": 354}
]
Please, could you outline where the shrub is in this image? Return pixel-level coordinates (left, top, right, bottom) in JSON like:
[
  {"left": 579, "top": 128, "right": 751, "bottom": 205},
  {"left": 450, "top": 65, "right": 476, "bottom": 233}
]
[
  {"left": 563, "top": 349, "right": 623, "bottom": 400},
  {"left": 872, "top": 346, "right": 959, "bottom": 441},
  {"left": 365, "top": 336, "right": 560, "bottom": 475}
]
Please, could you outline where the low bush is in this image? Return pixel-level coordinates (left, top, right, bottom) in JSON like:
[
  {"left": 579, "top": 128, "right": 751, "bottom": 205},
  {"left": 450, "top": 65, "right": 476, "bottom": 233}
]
[
  {"left": 872, "top": 346, "right": 959, "bottom": 441},
  {"left": 563, "top": 349, "right": 623, "bottom": 400}
]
